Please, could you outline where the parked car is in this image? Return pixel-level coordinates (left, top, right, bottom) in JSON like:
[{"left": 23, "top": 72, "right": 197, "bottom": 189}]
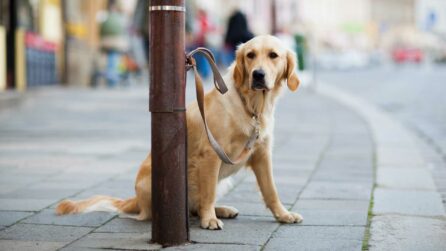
[{"left": 392, "top": 48, "right": 423, "bottom": 63}]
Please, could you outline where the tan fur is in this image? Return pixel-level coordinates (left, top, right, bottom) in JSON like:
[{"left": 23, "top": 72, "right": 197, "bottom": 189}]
[{"left": 56, "top": 35, "right": 303, "bottom": 229}]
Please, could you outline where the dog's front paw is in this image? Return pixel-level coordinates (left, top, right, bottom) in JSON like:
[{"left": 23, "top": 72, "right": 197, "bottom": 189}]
[
  {"left": 276, "top": 211, "right": 303, "bottom": 224},
  {"left": 201, "top": 217, "right": 224, "bottom": 230}
]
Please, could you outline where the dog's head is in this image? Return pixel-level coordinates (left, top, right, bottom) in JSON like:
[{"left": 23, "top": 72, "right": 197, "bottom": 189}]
[{"left": 233, "top": 35, "right": 300, "bottom": 92}]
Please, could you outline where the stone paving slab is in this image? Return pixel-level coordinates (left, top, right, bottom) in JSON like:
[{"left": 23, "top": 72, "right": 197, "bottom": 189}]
[
  {"left": 0, "top": 223, "right": 92, "bottom": 242},
  {"left": 294, "top": 209, "right": 367, "bottom": 226},
  {"left": 71, "top": 185, "right": 135, "bottom": 201},
  {"left": 189, "top": 216, "right": 279, "bottom": 246},
  {"left": 373, "top": 188, "right": 445, "bottom": 216},
  {"left": 272, "top": 167, "right": 312, "bottom": 179},
  {"left": 164, "top": 243, "right": 261, "bottom": 251},
  {"left": 300, "top": 181, "right": 372, "bottom": 200},
  {"left": 0, "top": 175, "right": 43, "bottom": 192},
  {"left": 219, "top": 202, "right": 272, "bottom": 217},
  {"left": 0, "top": 183, "right": 25, "bottom": 196},
  {"left": 322, "top": 153, "right": 372, "bottom": 163},
  {"left": 317, "top": 158, "right": 374, "bottom": 171},
  {"left": 22, "top": 209, "right": 116, "bottom": 227},
  {"left": 94, "top": 217, "right": 150, "bottom": 233},
  {"left": 376, "top": 147, "right": 424, "bottom": 167},
  {"left": 376, "top": 168, "right": 436, "bottom": 190},
  {"left": 66, "top": 232, "right": 161, "bottom": 250},
  {"left": 0, "top": 198, "right": 58, "bottom": 211},
  {"left": 60, "top": 247, "right": 108, "bottom": 251},
  {"left": 294, "top": 199, "right": 370, "bottom": 212},
  {"left": 0, "top": 240, "right": 66, "bottom": 251},
  {"left": 26, "top": 180, "right": 98, "bottom": 191},
  {"left": 264, "top": 226, "right": 365, "bottom": 251},
  {"left": 292, "top": 200, "right": 370, "bottom": 226},
  {"left": 0, "top": 211, "right": 34, "bottom": 226},
  {"left": 218, "top": 190, "right": 264, "bottom": 204},
  {"left": 264, "top": 237, "right": 363, "bottom": 251},
  {"left": 266, "top": 175, "right": 309, "bottom": 187},
  {"left": 312, "top": 169, "right": 373, "bottom": 182},
  {"left": 369, "top": 215, "right": 446, "bottom": 251},
  {"left": 0, "top": 187, "right": 80, "bottom": 200},
  {"left": 219, "top": 181, "right": 303, "bottom": 206}
]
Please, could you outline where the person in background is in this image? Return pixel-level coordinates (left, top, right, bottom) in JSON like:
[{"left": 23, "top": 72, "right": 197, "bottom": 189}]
[
  {"left": 193, "top": 8, "right": 215, "bottom": 78},
  {"left": 224, "top": 10, "right": 254, "bottom": 65},
  {"left": 98, "top": 0, "right": 129, "bottom": 87},
  {"left": 131, "top": 0, "right": 149, "bottom": 60}
]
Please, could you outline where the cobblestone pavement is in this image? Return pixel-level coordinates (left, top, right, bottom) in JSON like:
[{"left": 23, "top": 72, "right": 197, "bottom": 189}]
[{"left": 0, "top": 81, "right": 441, "bottom": 250}]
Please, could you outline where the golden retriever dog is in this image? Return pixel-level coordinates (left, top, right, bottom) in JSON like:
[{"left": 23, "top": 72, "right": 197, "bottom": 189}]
[{"left": 56, "top": 35, "right": 303, "bottom": 230}]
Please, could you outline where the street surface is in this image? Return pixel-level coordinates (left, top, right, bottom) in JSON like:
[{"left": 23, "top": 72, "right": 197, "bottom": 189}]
[
  {"left": 0, "top": 84, "right": 375, "bottom": 250},
  {"left": 0, "top": 69, "right": 445, "bottom": 250}
]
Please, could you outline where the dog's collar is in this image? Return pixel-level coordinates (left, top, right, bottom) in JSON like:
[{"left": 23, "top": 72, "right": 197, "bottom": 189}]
[
  {"left": 236, "top": 88, "right": 260, "bottom": 119},
  {"left": 236, "top": 88, "right": 263, "bottom": 138},
  {"left": 237, "top": 91, "right": 261, "bottom": 145}
]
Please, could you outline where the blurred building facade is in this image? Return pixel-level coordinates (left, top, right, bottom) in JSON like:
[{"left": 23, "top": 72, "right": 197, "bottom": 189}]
[
  {"left": 0, "top": 0, "right": 137, "bottom": 92},
  {"left": 1, "top": 0, "right": 445, "bottom": 92},
  {"left": 1, "top": 0, "right": 65, "bottom": 91},
  {"left": 187, "top": 0, "right": 445, "bottom": 54}
]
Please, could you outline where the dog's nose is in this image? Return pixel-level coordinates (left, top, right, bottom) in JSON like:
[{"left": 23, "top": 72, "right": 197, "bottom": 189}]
[{"left": 252, "top": 69, "right": 265, "bottom": 81}]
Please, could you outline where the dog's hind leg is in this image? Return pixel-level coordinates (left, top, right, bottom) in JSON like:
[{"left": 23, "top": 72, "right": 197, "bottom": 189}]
[{"left": 130, "top": 154, "right": 153, "bottom": 221}]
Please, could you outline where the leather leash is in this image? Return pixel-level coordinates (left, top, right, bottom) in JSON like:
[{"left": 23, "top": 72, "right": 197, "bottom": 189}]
[{"left": 186, "top": 48, "right": 260, "bottom": 165}]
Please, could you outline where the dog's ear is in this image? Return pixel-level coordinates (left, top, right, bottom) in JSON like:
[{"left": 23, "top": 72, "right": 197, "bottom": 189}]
[
  {"left": 233, "top": 45, "right": 245, "bottom": 86},
  {"left": 285, "top": 50, "right": 300, "bottom": 91}
]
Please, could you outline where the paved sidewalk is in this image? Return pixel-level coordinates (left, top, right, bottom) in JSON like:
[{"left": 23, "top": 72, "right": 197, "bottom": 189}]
[
  {"left": 319, "top": 85, "right": 446, "bottom": 251},
  {"left": 0, "top": 84, "right": 443, "bottom": 250}
]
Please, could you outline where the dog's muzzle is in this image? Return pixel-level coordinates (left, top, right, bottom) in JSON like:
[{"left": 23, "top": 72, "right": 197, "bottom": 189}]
[{"left": 252, "top": 69, "right": 268, "bottom": 90}]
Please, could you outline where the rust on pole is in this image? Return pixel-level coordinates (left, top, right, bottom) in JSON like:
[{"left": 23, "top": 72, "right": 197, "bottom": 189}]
[{"left": 149, "top": 0, "right": 189, "bottom": 246}]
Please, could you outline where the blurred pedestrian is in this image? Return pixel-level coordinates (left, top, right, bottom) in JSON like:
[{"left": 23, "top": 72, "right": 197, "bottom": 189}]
[
  {"left": 98, "top": 0, "right": 129, "bottom": 87},
  {"left": 193, "top": 9, "right": 215, "bottom": 78},
  {"left": 131, "top": 0, "right": 149, "bottom": 68},
  {"left": 224, "top": 10, "right": 253, "bottom": 65}
]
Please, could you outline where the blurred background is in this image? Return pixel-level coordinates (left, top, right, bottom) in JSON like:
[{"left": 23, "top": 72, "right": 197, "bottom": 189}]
[{"left": 0, "top": 0, "right": 445, "bottom": 92}]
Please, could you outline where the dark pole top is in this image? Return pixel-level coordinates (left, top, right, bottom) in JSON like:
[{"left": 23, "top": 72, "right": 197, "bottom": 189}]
[
  {"left": 149, "top": 0, "right": 185, "bottom": 10},
  {"left": 149, "top": 0, "right": 186, "bottom": 113}
]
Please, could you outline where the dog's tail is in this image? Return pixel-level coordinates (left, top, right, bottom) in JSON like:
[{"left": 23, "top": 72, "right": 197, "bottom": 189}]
[{"left": 56, "top": 195, "right": 139, "bottom": 215}]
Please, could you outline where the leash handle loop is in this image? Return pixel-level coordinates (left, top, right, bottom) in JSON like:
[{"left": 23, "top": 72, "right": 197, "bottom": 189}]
[{"left": 186, "top": 48, "right": 228, "bottom": 94}]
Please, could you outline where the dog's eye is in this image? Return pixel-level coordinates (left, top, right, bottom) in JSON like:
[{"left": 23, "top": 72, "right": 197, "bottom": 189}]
[
  {"left": 247, "top": 52, "right": 256, "bottom": 59},
  {"left": 269, "top": 52, "right": 278, "bottom": 59}
]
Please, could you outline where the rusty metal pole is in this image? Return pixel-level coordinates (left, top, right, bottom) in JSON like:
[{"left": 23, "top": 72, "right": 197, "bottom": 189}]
[{"left": 149, "top": 0, "right": 189, "bottom": 246}]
